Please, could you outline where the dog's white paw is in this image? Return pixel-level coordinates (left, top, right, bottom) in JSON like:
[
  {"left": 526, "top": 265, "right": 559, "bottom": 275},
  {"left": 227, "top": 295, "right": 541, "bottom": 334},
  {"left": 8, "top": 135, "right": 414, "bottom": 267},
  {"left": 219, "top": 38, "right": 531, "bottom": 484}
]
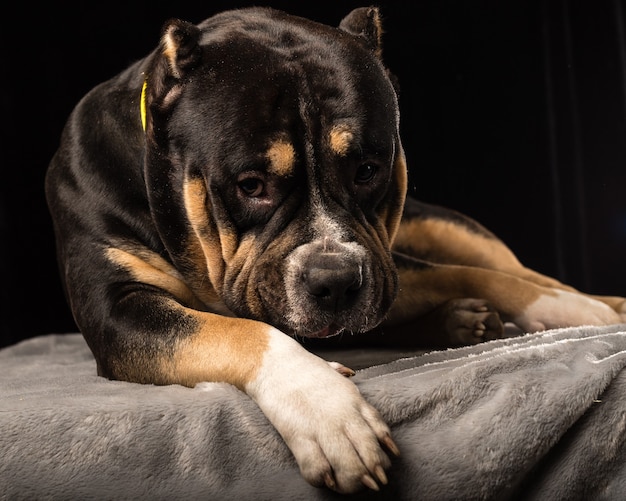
[
  {"left": 515, "top": 289, "right": 622, "bottom": 332},
  {"left": 246, "top": 328, "right": 398, "bottom": 493}
]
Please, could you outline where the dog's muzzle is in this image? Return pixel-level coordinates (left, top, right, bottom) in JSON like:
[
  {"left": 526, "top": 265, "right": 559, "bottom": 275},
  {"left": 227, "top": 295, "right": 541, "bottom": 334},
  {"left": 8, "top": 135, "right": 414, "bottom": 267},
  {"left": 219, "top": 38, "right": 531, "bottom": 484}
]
[
  {"left": 302, "top": 242, "right": 363, "bottom": 313},
  {"left": 283, "top": 238, "right": 379, "bottom": 337}
]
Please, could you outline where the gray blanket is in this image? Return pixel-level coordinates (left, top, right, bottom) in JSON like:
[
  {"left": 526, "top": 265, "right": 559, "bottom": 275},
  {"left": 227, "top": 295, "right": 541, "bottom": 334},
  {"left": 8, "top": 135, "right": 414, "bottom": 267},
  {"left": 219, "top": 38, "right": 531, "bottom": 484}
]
[{"left": 2, "top": 325, "right": 626, "bottom": 500}]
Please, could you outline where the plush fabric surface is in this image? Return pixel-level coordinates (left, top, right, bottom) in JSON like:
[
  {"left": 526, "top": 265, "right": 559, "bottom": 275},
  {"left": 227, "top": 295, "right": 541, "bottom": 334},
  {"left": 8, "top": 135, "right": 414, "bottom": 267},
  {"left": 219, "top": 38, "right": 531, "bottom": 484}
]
[{"left": 2, "top": 326, "right": 626, "bottom": 500}]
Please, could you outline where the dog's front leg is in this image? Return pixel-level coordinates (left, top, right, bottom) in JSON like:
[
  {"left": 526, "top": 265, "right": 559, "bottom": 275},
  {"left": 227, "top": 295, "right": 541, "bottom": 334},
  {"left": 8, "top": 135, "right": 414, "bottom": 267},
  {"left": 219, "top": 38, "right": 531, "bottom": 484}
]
[
  {"left": 243, "top": 325, "right": 398, "bottom": 493},
  {"left": 153, "top": 313, "right": 398, "bottom": 494},
  {"left": 86, "top": 285, "right": 397, "bottom": 494}
]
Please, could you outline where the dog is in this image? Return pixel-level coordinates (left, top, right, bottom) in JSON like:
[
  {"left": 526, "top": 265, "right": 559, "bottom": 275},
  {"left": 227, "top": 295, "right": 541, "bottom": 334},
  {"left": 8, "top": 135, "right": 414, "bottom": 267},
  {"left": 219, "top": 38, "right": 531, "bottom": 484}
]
[{"left": 45, "top": 6, "right": 626, "bottom": 494}]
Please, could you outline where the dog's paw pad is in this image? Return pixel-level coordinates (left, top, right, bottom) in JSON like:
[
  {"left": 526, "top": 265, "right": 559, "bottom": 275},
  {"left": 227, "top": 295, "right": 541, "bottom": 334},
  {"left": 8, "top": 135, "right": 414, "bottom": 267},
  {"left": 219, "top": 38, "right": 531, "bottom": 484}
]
[
  {"left": 473, "top": 321, "right": 487, "bottom": 337},
  {"left": 443, "top": 298, "right": 504, "bottom": 345}
]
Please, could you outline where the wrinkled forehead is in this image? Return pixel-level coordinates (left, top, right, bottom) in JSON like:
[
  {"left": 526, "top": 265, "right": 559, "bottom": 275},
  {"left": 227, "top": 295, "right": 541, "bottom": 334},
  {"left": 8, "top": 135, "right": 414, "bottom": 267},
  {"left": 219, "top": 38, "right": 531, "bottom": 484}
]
[
  {"left": 199, "top": 27, "right": 394, "bottom": 105},
  {"left": 178, "top": 23, "right": 398, "bottom": 174}
]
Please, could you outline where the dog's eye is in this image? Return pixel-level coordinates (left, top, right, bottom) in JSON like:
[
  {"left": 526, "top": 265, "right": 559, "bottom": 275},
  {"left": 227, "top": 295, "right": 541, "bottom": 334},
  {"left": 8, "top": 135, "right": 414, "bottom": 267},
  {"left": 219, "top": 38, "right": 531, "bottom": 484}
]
[
  {"left": 354, "top": 163, "right": 378, "bottom": 184},
  {"left": 238, "top": 177, "right": 265, "bottom": 197}
]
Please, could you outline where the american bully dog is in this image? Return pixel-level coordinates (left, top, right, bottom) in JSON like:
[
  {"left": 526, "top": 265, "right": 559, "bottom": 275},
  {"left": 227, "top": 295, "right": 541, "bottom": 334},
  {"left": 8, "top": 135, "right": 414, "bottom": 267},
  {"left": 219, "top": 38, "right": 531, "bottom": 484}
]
[{"left": 46, "top": 6, "right": 626, "bottom": 493}]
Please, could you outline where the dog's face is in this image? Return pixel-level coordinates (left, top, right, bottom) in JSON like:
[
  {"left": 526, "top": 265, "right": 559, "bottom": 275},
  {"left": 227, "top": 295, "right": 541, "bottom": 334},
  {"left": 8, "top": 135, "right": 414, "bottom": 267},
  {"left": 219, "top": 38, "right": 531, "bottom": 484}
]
[{"left": 143, "top": 7, "right": 407, "bottom": 338}]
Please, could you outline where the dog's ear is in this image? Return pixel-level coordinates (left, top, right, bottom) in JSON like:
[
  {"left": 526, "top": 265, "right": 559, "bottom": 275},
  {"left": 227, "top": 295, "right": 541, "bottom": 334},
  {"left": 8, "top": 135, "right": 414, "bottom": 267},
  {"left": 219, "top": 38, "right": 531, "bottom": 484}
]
[
  {"left": 340, "top": 7, "right": 405, "bottom": 242},
  {"left": 158, "top": 20, "right": 202, "bottom": 79},
  {"left": 339, "top": 7, "right": 383, "bottom": 58},
  {"left": 143, "top": 19, "right": 201, "bottom": 134},
  {"left": 339, "top": 6, "right": 401, "bottom": 93}
]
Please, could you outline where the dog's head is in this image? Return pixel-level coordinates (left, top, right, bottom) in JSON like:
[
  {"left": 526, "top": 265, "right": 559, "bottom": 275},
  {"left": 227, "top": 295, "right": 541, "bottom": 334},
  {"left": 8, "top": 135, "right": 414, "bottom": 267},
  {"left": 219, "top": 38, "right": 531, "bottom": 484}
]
[{"left": 142, "top": 6, "right": 407, "bottom": 338}]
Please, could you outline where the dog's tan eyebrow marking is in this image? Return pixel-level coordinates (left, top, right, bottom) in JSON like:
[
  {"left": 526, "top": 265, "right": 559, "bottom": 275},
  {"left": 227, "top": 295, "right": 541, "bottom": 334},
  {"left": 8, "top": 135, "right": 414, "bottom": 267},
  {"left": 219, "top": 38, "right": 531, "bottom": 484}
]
[
  {"left": 329, "top": 124, "right": 355, "bottom": 157},
  {"left": 266, "top": 139, "right": 295, "bottom": 177}
]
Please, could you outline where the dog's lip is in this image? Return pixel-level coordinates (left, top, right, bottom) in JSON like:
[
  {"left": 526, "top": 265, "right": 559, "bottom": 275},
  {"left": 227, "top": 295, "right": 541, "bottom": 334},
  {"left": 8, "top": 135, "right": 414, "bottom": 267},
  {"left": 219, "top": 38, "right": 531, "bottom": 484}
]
[{"left": 307, "top": 324, "right": 344, "bottom": 339}]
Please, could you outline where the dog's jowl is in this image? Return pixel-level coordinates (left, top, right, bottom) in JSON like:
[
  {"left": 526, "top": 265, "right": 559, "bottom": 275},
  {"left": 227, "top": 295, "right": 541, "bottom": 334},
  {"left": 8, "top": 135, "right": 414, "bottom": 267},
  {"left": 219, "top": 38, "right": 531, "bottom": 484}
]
[{"left": 46, "top": 6, "right": 626, "bottom": 494}]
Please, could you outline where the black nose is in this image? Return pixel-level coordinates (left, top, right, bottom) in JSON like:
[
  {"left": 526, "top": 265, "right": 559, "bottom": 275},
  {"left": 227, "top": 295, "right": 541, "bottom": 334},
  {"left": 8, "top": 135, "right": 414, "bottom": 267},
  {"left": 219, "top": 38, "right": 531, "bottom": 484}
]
[{"left": 303, "top": 252, "right": 363, "bottom": 311}]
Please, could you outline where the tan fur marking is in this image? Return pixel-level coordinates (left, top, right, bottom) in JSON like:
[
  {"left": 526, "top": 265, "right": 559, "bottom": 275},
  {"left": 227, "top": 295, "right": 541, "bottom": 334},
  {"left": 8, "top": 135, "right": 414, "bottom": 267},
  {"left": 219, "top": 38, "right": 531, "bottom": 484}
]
[
  {"left": 393, "top": 211, "right": 617, "bottom": 302},
  {"left": 266, "top": 139, "right": 295, "bottom": 177},
  {"left": 180, "top": 238, "right": 225, "bottom": 309},
  {"left": 392, "top": 215, "right": 613, "bottom": 296},
  {"left": 384, "top": 146, "right": 408, "bottom": 245},
  {"left": 164, "top": 313, "right": 271, "bottom": 389},
  {"left": 329, "top": 125, "right": 355, "bottom": 157},
  {"left": 162, "top": 26, "right": 181, "bottom": 78},
  {"left": 182, "top": 177, "right": 246, "bottom": 312},
  {"left": 390, "top": 264, "right": 554, "bottom": 326},
  {"left": 183, "top": 178, "right": 254, "bottom": 267},
  {"left": 183, "top": 177, "right": 228, "bottom": 285},
  {"left": 106, "top": 247, "right": 204, "bottom": 309},
  {"left": 393, "top": 218, "right": 523, "bottom": 271},
  {"left": 370, "top": 8, "right": 384, "bottom": 59}
]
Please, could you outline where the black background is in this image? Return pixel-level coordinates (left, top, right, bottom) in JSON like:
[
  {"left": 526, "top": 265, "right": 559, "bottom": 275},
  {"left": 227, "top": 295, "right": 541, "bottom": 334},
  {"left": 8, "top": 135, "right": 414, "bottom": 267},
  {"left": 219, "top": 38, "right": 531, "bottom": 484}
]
[{"left": 2, "top": 0, "right": 626, "bottom": 348}]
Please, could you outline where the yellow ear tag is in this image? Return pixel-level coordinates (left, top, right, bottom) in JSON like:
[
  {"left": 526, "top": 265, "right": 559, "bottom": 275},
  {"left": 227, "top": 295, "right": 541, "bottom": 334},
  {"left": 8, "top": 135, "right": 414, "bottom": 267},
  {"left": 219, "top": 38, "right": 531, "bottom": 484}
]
[{"left": 140, "top": 80, "right": 147, "bottom": 131}]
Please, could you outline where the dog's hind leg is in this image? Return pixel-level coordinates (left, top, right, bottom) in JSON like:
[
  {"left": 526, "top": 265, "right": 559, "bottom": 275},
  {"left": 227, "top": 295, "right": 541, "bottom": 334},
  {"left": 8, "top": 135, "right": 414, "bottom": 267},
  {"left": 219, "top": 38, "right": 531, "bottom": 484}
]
[{"left": 393, "top": 197, "right": 626, "bottom": 321}]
